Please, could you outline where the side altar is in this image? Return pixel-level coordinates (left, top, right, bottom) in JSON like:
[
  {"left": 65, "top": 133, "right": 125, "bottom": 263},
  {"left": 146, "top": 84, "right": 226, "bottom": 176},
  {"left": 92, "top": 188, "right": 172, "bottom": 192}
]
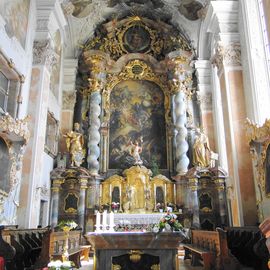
[{"left": 85, "top": 232, "right": 185, "bottom": 270}]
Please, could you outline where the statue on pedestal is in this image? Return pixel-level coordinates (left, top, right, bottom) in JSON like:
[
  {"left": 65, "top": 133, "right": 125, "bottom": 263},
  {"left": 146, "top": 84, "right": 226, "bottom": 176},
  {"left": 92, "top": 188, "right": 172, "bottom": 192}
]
[
  {"left": 193, "top": 128, "right": 211, "bottom": 167},
  {"left": 64, "top": 123, "right": 85, "bottom": 167}
]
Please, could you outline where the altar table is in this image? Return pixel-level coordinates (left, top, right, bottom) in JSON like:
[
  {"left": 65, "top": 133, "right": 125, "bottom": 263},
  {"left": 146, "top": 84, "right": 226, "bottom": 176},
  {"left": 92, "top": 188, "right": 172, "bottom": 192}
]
[
  {"left": 114, "top": 212, "right": 164, "bottom": 225},
  {"left": 85, "top": 232, "right": 185, "bottom": 270}
]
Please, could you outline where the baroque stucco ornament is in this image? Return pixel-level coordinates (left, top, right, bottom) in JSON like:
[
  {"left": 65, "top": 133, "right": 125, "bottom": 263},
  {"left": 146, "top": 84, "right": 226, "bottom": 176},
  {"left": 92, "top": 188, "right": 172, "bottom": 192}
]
[
  {"left": 0, "top": 114, "right": 30, "bottom": 143},
  {"left": 62, "top": 91, "right": 77, "bottom": 110},
  {"left": 245, "top": 118, "right": 270, "bottom": 197},
  {"left": 33, "top": 40, "right": 58, "bottom": 71},
  {"left": 212, "top": 42, "right": 242, "bottom": 70}
]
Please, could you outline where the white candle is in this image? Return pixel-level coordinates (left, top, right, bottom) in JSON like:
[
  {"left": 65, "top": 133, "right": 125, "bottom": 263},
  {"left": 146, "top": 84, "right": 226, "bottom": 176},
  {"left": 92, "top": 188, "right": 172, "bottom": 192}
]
[
  {"left": 109, "top": 184, "right": 112, "bottom": 198},
  {"left": 102, "top": 210, "right": 107, "bottom": 230},
  {"left": 154, "top": 184, "right": 156, "bottom": 202},
  {"left": 164, "top": 184, "right": 167, "bottom": 201},
  {"left": 96, "top": 211, "right": 101, "bottom": 228},
  {"left": 109, "top": 211, "right": 114, "bottom": 227},
  {"left": 119, "top": 185, "right": 121, "bottom": 197},
  {"left": 100, "top": 185, "right": 102, "bottom": 198},
  {"left": 174, "top": 184, "right": 176, "bottom": 204}
]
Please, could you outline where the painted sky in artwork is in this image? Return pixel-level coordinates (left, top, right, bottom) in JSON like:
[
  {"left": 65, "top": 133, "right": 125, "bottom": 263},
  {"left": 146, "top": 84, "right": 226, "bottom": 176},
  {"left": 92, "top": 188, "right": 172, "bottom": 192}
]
[
  {"left": 109, "top": 80, "right": 167, "bottom": 169},
  {"left": 1, "top": 0, "right": 30, "bottom": 48}
]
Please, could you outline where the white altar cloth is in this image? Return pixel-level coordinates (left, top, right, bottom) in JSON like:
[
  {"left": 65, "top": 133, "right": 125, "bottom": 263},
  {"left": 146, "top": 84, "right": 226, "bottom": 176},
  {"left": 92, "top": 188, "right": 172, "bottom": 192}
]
[{"left": 114, "top": 213, "right": 165, "bottom": 225}]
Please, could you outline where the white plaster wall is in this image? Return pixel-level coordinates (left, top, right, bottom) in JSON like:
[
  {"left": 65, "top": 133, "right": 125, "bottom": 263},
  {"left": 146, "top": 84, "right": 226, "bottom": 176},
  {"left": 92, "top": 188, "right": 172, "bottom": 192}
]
[{"left": 0, "top": 0, "right": 36, "bottom": 226}]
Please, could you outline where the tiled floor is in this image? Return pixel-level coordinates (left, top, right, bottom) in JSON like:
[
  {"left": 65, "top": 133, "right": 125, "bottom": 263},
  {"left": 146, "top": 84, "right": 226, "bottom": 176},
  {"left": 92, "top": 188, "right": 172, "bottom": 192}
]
[{"left": 80, "top": 257, "right": 204, "bottom": 270}]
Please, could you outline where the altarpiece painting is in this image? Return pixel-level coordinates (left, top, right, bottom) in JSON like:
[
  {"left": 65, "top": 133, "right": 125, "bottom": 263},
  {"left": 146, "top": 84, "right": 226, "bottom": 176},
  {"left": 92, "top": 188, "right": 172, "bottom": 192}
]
[{"left": 109, "top": 80, "right": 167, "bottom": 170}]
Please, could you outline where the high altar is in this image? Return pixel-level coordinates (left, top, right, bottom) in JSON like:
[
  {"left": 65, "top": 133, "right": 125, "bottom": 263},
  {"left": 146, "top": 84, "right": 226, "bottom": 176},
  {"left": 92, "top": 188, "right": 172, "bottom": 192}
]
[{"left": 50, "top": 15, "right": 229, "bottom": 234}]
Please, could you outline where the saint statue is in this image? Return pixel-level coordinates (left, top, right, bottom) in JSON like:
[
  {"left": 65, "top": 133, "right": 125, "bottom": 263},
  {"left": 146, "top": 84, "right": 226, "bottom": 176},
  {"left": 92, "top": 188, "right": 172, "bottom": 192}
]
[
  {"left": 128, "top": 137, "right": 143, "bottom": 165},
  {"left": 192, "top": 128, "right": 211, "bottom": 167},
  {"left": 64, "top": 123, "right": 84, "bottom": 167}
]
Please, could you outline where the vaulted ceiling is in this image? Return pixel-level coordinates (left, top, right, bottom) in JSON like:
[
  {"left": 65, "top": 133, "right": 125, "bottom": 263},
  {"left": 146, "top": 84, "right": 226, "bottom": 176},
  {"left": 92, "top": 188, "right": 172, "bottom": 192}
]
[{"left": 61, "top": 0, "right": 209, "bottom": 57}]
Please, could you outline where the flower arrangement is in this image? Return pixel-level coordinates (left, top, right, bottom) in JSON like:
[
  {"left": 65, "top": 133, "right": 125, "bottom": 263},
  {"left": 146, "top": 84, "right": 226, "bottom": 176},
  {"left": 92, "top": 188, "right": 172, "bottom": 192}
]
[
  {"left": 153, "top": 212, "right": 183, "bottom": 233},
  {"left": 156, "top": 202, "right": 164, "bottom": 212},
  {"left": 111, "top": 202, "right": 120, "bottom": 211},
  {"left": 57, "top": 220, "right": 78, "bottom": 232},
  {"left": 48, "top": 260, "right": 75, "bottom": 269}
]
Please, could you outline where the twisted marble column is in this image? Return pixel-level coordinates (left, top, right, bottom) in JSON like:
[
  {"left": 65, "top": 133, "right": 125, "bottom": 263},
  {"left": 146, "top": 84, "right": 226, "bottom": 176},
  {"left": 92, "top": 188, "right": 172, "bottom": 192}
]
[
  {"left": 174, "top": 90, "right": 189, "bottom": 175},
  {"left": 87, "top": 91, "right": 101, "bottom": 175}
]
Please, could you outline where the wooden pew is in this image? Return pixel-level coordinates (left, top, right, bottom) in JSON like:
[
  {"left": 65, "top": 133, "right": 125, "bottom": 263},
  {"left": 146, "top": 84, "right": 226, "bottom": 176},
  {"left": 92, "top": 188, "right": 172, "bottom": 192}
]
[
  {"left": 0, "top": 226, "right": 47, "bottom": 270},
  {"left": 34, "top": 230, "right": 90, "bottom": 269},
  {"left": 227, "top": 226, "right": 268, "bottom": 270},
  {"left": 183, "top": 228, "right": 240, "bottom": 270}
]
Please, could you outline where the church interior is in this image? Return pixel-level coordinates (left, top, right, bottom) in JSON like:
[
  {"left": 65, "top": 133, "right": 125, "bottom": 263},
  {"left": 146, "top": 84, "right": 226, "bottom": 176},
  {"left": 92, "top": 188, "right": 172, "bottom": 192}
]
[{"left": 0, "top": 0, "right": 270, "bottom": 269}]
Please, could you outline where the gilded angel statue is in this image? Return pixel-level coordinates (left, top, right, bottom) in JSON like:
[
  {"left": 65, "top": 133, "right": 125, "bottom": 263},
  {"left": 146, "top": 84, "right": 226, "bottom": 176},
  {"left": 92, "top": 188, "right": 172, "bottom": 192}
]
[{"left": 64, "top": 123, "right": 84, "bottom": 167}]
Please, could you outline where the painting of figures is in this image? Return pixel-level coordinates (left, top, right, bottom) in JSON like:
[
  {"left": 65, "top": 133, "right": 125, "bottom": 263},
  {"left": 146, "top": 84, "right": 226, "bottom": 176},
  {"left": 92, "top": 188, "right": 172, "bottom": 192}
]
[
  {"left": 0, "top": 0, "right": 30, "bottom": 48},
  {"left": 109, "top": 80, "right": 167, "bottom": 169}
]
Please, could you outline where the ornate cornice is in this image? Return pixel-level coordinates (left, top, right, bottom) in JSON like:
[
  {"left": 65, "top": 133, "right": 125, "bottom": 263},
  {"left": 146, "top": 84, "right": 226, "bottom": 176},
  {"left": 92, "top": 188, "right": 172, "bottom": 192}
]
[
  {"left": 212, "top": 42, "right": 241, "bottom": 70},
  {"left": 0, "top": 114, "right": 30, "bottom": 144},
  {"left": 62, "top": 91, "right": 76, "bottom": 110},
  {"left": 33, "top": 40, "right": 58, "bottom": 71}
]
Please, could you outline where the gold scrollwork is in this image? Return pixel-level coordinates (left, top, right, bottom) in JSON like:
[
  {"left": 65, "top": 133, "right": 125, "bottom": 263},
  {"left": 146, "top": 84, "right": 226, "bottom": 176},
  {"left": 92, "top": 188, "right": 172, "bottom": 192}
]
[
  {"left": 83, "top": 16, "right": 192, "bottom": 60},
  {"left": 112, "top": 264, "right": 121, "bottom": 270},
  {"left": 129, "top": 250, "right": 143, "bottom": 263},
  {"left": 151, "top": 264, "right": 160, "bottom": 270},
  {"left": 103, "top": 59, "right": 170, "bottom": 124},
  {"left": 245, "top": 118, "right": 270, "bottom": 197}
]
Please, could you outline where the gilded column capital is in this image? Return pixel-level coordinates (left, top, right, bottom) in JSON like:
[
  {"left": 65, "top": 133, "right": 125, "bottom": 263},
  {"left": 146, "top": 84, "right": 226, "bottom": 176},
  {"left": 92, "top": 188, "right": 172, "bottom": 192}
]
[
  {"left": 51, "top": 179, "right": 64, "bottom": 192},
  {"left": 212, "top": 42, "right": 241, "bottom": 70},
  {"left": 214, "top": 179, "right": 225, "bottom": 191},
  {"left": 84, "top": 53, "right": 106, "bottom": 75},
  {"left": 188, "top": 178, "right": 199, "bottom": 191},
  {"left": 79, "top": 178, "right": 88, "bottom": 189}
]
